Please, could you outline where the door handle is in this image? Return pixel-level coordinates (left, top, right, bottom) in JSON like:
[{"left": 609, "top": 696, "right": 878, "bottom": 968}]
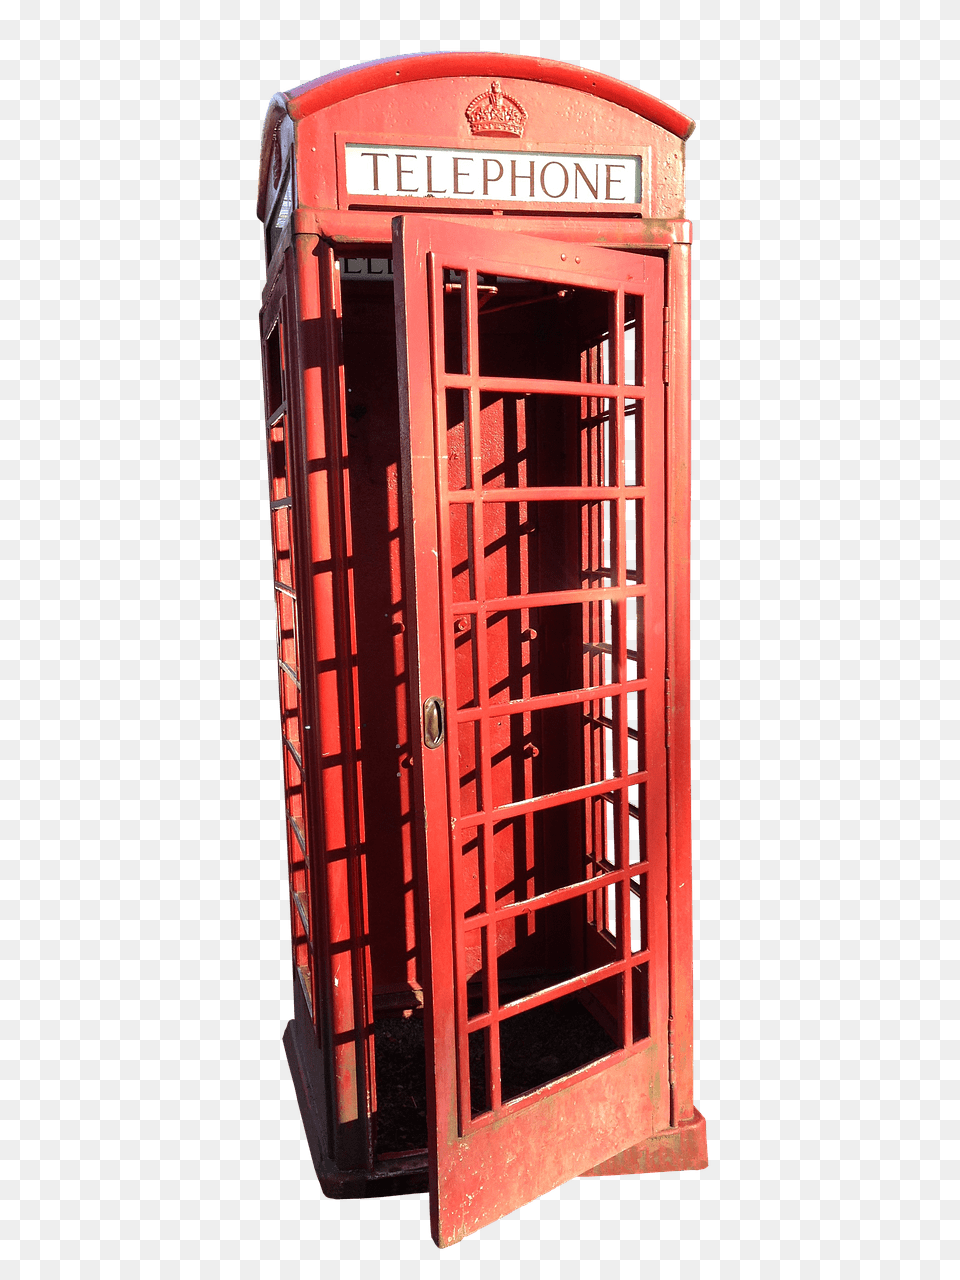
[{"left": 423, "top": 696, "right": 445, "bottom": 750}]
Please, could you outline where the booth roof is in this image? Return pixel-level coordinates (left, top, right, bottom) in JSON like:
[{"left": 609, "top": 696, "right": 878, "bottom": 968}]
[{"left": 257, "top": 51, "right": 696, "bottom": 222}]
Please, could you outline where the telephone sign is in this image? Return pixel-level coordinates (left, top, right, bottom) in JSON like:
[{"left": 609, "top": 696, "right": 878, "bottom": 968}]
[{"left": 343, "top": 143, "right": 642, "bottom": 205}]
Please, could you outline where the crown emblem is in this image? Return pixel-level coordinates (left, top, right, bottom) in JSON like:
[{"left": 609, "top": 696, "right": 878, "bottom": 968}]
[{"left": 465, "top": 80, "right": 528, "bottom": 138}]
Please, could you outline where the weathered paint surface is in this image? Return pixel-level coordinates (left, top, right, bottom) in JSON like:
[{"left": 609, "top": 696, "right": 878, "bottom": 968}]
[
  {"left": 257, "top": 51, "right": 705, "bottom": 1248},
  {"left": 393, "top": 216, "right": 673, "bottom": 1244}
]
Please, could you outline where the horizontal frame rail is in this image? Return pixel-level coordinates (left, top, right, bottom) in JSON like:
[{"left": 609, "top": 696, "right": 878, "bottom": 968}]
[
  {"left": 292, "top": 888, "right": 310, "bottom": 934},
  {"left": 446, "top": 486, "right": 646, "bottom": 502},
  {"left": 465, "top": 949, "right": 651, "bottom": 1032},
  {"left": 455, "top": 678, "right": 649, "bottom": 722},
  {"left": 451, "top": 584, "right": 647, "bottom": 614},
  {"left": 583, "top": 641, "right": 642, "bottom": 661},
  {"left": 459, "top": 770, "right": 649, "bottom": 828},
  {"left": 442, "top": 373, "right": 647, "bottom": 399},
  {"left": 296, "top": 964, "right": 314, "bottom": 1017},
  {"left": 278, "top": 659, "right": 300, "bottom": 689},
  {"left": 462, "top": 858, "right": 649, "bottom": 930},
  {"left": 288, "top": 813, "right": 307, "bottom": 854}
]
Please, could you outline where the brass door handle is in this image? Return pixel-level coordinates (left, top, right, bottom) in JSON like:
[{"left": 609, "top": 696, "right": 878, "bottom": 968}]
[{"left": 423, "top": 696, "right": 445, "bottom": 749}]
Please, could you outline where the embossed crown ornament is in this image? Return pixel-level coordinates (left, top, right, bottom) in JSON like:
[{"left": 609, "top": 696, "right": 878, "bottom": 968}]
[{"left": 465, "top": 80, "right": 528, "bottom": 138}]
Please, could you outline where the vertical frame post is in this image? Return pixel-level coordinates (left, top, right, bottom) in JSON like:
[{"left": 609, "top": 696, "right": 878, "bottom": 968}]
[{"left": 664, "top": 242, "right": 694, "bottom": 1126}]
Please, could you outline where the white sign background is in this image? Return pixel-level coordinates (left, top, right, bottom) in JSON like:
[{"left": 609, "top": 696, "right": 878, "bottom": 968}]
[{"left": 344, "top": 142, "right": 641, "bottom": 205}]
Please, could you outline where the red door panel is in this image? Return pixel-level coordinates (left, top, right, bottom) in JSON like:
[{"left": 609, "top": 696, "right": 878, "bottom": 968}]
[{"left": 393, "top": 215, "right": 666, "bottom": 1247}]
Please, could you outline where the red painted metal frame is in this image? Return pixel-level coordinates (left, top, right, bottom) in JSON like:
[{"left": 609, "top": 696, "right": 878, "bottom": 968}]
[
  {"left": 295, "top": 207, "right": 693, "bottom": 251},
  {"left": 259, "top": 50, "right": 705, "bottom": 1248},
  {"left": 259, "top": 252, "right": 322, "bottom": 1024},
  {"left": 394, "top": 215, "right": 674, "bottom": 1245}
]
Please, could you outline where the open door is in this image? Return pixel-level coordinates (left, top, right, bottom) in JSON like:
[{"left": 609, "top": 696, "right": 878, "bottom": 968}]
[{"left": 393, "top": 215, "right": 668, "bottom": 1246}]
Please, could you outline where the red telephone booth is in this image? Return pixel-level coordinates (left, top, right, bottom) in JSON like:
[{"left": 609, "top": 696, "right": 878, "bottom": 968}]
[{"left": 257, "top": 53, "right": 706, "bottom": 1247}]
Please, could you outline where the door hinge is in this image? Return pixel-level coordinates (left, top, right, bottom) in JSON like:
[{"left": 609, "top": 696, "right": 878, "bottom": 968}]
[{"left": 662, "top": 306, "right": 671, "bottom": 385}]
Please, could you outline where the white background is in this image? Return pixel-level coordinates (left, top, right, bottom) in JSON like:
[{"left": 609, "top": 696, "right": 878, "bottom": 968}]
[
  {"left": 342, "top": 144, "right": 643, "bottom": 203},
  {"left": 6, "top": 6, "right": 955, "bottom": 1275}
]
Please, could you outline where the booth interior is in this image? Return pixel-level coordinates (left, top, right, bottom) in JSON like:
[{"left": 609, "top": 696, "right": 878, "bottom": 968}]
[{"left": 337, "top": 248, "right": 650, "bottom": 1156}]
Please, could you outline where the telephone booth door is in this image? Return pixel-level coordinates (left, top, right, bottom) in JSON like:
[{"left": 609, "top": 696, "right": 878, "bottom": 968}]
[{"left": 392, "top": 216, "right": 669, "bottom": 1245}]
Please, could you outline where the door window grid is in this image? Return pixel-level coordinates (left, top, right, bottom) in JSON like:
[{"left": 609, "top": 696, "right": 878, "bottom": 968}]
[
  {"left": 452, "top": 605, "right": 645, "bottom": 710},
  {"left": 449, "top": 393, "right": 640, "bottom": 493},
  {"left": 432, "top": 264, "right": 656, "bottom": 1128}
]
